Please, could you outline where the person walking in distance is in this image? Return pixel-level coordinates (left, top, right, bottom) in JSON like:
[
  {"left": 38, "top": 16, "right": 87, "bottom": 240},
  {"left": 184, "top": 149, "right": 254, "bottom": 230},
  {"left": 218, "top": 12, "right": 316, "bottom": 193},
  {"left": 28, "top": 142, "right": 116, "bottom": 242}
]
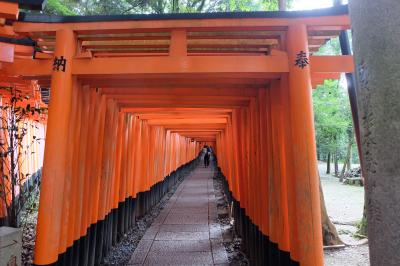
[{"left": 204, "top": 150, "right": 210, "bottom": 168}]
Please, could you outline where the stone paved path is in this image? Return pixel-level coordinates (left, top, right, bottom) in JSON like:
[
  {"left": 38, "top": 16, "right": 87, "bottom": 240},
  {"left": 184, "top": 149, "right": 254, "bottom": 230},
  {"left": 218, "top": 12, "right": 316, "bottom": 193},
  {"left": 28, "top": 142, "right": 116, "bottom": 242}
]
[{"left": 128, "top": 165, "right": 229, "bottom": 265}]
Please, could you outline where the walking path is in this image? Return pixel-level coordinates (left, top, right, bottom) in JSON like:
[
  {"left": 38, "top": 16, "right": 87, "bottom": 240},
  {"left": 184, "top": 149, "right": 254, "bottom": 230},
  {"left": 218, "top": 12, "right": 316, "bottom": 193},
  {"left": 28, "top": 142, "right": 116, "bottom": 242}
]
[{"left": 128, "top": 164, "right": 229, "bottom": 265}]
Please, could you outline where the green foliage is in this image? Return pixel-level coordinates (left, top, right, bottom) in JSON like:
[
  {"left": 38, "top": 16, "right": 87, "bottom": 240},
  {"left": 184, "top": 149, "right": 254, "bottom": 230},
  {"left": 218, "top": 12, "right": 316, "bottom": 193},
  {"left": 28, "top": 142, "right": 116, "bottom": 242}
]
[
  {"left": 313, "top": 36, "right": 360, "bottom": 167},
  {"left": 261, "top": 0, "right": 278, "bottom": 10},
  {"left": 44, "top": 0, "right": 77, "bottom": 15},
  {"left": 356, "top": 215, "right": 367, "bottom": 237},
  {"left": 313, "top": 79, "right": 353, "bottom": 161},
  {"left": 316, "top": 37, "right": 341, "bottom": 56},
  {"left": 261, "top": 0, "right": 294, "bottom": 11},
  {"left": 40, "top": 0, "right": 293, "bottom": 15}
]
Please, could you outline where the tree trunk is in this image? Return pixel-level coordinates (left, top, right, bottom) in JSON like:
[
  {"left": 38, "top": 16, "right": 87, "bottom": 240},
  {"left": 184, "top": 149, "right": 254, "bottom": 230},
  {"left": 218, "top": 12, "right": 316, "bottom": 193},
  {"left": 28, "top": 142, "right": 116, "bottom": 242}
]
[
  {"left": 339, "top": 161, "right": 347, "bottom": 183},
  {"left": 347, "top": 144, "right": 352, "bottom": 170},
  {"left": 172, "top": 0, "right": 179, "bottom": 12},
  {"left": 340, "top": 142, "right": 352, "bottom": 182},
  {"left": 350, "top": 1, "right": 400, "bottom": 264},
  {"left": 326, "top": 152, "right": 331, "bottom": 174},
  {"left": 334, "top": 153, "right": 339, "bottom": 176},
  {"left": 279, "top": 0, "right": 286, "bottom": 11},
  {"left": 319, "top": 176, "right": 343, "bottom": 246}
]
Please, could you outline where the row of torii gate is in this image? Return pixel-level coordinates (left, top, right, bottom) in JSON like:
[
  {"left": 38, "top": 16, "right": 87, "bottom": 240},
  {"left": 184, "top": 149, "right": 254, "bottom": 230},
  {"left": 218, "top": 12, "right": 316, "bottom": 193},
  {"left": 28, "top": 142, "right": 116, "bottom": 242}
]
[{"left": 0, "top": 1, "right": 354, "bottom": 265}]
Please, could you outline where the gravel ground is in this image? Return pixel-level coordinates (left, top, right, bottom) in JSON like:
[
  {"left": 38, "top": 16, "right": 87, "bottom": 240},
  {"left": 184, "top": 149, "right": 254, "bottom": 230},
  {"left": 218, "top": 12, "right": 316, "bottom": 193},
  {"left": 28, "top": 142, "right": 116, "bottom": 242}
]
[
  {"left": 319, "top": 161, "right": 370, "bottom": 265},
  {"left": 21, "top": 191, "right": 39, "bottom": 266},
  {"left": 325, "top": 245, "right": 370, "bottom": 266},
  {"left": 213, "top": 169, "right": 249, "bottom": 266}
]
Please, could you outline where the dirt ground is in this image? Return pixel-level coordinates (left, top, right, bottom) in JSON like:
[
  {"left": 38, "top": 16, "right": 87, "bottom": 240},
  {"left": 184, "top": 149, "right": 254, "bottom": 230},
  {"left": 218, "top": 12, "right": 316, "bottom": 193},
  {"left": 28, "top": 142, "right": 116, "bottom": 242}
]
[{"left": 319, "top": 161, "right": 370, "bottom": 266}]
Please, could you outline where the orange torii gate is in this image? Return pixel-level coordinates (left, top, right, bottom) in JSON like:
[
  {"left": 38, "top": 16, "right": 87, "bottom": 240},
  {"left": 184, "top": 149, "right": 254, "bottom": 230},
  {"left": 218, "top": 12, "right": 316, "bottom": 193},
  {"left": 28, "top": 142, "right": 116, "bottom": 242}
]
[{"left": 0, "top": 2, "right": 353, "bottom": 266}]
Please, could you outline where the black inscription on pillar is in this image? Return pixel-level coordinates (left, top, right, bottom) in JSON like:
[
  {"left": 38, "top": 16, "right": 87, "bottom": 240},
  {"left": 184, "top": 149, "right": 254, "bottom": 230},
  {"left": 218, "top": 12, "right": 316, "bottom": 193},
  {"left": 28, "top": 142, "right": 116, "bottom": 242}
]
[
  {"left": 294, "top": 50, "right": 309, "bottom": 69},
  {"left": 53, "top": 56, "right": 67, "bottom": 72}
]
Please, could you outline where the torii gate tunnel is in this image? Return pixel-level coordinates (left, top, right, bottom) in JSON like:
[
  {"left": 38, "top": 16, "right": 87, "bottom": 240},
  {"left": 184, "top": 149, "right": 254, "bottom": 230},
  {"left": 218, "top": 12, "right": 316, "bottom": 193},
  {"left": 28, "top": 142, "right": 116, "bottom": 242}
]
[{"left": 0, "top": 2, "right": 354, "bottom": 266}]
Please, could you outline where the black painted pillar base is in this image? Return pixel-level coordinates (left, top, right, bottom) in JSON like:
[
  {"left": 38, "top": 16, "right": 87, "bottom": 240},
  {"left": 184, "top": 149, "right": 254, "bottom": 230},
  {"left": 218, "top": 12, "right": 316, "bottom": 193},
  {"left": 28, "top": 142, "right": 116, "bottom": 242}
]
[
  {"left": 216, "top": 168, "right": 300, "bottom": 266},
  {"left": 35, "top": 155, "right": 201, "bottom": 266}
]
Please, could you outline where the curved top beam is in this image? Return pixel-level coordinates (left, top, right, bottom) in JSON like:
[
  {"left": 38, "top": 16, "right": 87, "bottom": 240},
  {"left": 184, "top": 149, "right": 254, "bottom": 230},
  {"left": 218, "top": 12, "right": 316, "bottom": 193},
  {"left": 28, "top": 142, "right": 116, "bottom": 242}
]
[
  {"left": 12, "top": 6, "right": 350, "bottom": 34},
  {"left": 17, "top": 5, "right": 348, "bottom": 23}
]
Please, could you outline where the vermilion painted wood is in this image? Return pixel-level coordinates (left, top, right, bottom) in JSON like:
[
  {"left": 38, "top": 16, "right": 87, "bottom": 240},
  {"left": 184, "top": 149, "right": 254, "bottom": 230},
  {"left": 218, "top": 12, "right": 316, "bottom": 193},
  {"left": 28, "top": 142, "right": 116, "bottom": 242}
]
[
  {"left": 2, "top": 54, "right": 352, "bottom": 77},
  {"left": 34, "top": 29, "right": 77, "bottom": 265},
  {"left": 287, "top": 24, "right": 323, "bottom": 265},
  {"left": 0, "top": 7, "right": 356, "bottom": 266},
  {"left": 12, "top": 15, "right": 350, "bottom": 33},
  {"left": 0, "top": 1, "right": 18, "bottom": 20},
  {"left": 0, "top": 42, "right": 14, "bottom": 62}
]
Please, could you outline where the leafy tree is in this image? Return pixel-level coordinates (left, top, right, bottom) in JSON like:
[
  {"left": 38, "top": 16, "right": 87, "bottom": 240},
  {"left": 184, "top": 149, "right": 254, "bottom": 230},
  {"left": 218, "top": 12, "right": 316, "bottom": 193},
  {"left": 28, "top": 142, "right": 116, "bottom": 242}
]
[
  {"left": 313, "top": 37, "right": 360, "bottom": 246},
  {"left": 41, "top": 0, "right": 293, "bottom": 15},
  {"left": 313, "top": 38, "right": 358, "bottom": 176},
  {"left": 44, "top": 0, "right": 77, "bottom": 15},
  {"left": 313, "top": 78, "right": 352, "bottom": 245},
  {"left": 313, "top": 78, "right": 353, "bottom": 171},
  {"left": 0, "top": 86, "right": 46, "bottom": 227}
]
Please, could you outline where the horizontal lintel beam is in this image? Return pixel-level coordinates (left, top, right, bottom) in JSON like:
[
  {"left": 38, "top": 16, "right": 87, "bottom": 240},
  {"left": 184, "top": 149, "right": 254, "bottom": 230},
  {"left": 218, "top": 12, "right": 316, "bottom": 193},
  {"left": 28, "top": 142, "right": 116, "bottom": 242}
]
[
  {"left": 310, "top": 55, "right": 354, "bottom": 73},
  {"left": 2, "top": 55, "right": 353, "bottom": 78},
  {"left": 2, "top": 55, "right": 288, "bottom": 76},
  {"left": 73, "top": 55, "right": 288, "bottom": 75},
  {"left": 146, "top": 118, "right": 227, "bottom": 126},
  {"left": 100, "top": 87, "right": 259, "bottom": 97},
  {"left": 121, "top": 107, "right": 233, "bottom": 113}
]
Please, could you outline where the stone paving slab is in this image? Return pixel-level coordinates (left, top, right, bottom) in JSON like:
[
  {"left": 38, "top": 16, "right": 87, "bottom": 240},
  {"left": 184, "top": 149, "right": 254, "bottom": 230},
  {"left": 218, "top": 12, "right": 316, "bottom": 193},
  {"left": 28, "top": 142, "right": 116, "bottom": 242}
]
[
  {"left": 149, "top": 240, "right": 211, "bottom": 252},
  {"left": 168, "top": 207, "right": 209, "bottom": 214},
  {"left": 211, "top": 239, "right": 229, "bottom": 264},
  {"left": 209, "top": 223, "right": 223, "bottom": 240},
  {"left": 142, "top": 225, "right": 160, "bottom": 240},
  {"left": 155, "top": 231, "right": 210, "bottom": 241},
  {"left": 159, "top": 224, "right": 209, "bottom": 232},
  {"left": 129, "top": 165, "right": 229, "bottom": 265},
  {"left": 128, "top": 240, "right": 153, "bottom": 265},
  {"left": 164, "top": 214, "right": 209, "bottom": 225},
  {"left": 144, "top": 251, "right": 213, "bottom": 265}
]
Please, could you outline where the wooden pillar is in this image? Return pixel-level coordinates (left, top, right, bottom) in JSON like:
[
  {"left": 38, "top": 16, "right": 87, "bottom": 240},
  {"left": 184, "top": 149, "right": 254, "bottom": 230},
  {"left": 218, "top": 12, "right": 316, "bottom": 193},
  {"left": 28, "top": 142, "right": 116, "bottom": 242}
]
[
  {"left": 257, "top": 88, "right": 270, "bottom": 239},
  {"left": 88, "top": 91, "right": 106, "bottom": 266},
  {"left": 350, "top": 1, "right": 400, "bottom": 264},
  {"left": 270, "top": 79, "right": 291, "bottom": 257},
  {"left": 278, "top": 74, "right": 299, "bottom": 261},
  {"left": 80, "top": 88, "right": 97, "bottom": 266},
  {"left": 113, "top": 112, "right": 124, "bottom": 207},
  {"left": 170, "top": 29, "right": 187, "bottom": 57},
  {"left": 57, "top": 78, "right": 78, "bottom": 258},
  {"left": 34, "top": 28, "right": 76, "bottom": 265},
  {"left": 125, "top": 115, "right": 134, "bottom": 205},
  {"left": 64, "top": 79, "right": 82, "bottom": 259},
  {"left": 249, "top": 98, "right": 260, "bottom": 228},
  {"left": 133, "top": 119, "right": 143, "bottom": 196},
  {"left": 286, "top": 24, "right": 323, "bottom": 266}
]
